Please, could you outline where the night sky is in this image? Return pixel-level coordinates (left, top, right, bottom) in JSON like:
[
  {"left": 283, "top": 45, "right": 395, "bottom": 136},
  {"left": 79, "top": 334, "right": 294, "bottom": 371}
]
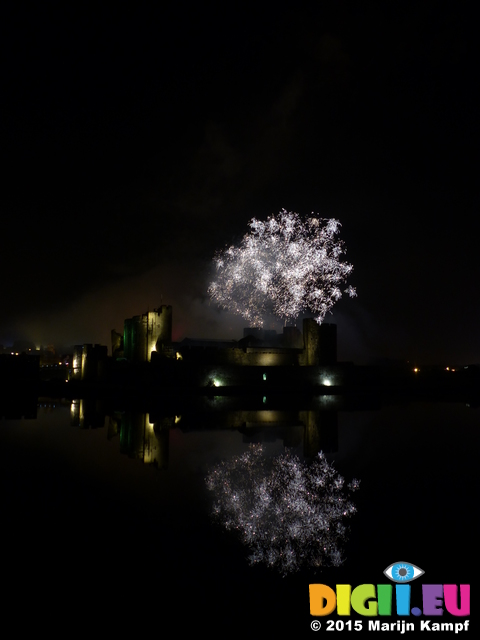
[{"left": 1, "top": 4, "right": 478, "bottom": 365}]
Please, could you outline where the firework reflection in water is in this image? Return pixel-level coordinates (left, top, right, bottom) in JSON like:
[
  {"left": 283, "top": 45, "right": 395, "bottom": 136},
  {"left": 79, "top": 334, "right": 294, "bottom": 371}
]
[{"left": 205, "top": 444, "right": 360, "bottom": 575}]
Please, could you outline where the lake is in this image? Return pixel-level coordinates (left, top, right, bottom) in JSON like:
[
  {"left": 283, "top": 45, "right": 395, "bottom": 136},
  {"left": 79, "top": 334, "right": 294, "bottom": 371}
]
[{"left": 1, "top": 393, "right": 477, "bottom": 634}]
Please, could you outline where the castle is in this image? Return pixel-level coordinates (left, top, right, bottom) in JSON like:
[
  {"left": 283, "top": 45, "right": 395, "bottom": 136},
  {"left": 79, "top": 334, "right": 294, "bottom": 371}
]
[
  {"left": 69, "top": 305, "right": 347, "bottom": 390},
  {"left": 110, "top": 305, "right": 337, "bottom": 367}
]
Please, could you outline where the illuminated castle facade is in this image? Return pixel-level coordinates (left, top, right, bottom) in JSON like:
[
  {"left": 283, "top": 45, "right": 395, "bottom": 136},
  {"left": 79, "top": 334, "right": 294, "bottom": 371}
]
[{"left": 111, "top": 305, "right": 337, "bottom": 368}]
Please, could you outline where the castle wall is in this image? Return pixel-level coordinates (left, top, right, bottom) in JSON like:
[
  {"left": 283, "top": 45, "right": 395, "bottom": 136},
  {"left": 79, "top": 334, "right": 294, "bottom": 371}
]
[
  {"left": 175, "top": 317, "right": 337, "bottom": 371},
  {"left": 177, "top": 345, "right": 302, "bottom": 367}
]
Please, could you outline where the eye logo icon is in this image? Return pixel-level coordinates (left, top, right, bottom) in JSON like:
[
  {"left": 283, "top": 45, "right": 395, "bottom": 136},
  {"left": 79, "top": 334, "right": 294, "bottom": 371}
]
[{"left": 384, "top": 561, "right": 424, "bottom": 583}]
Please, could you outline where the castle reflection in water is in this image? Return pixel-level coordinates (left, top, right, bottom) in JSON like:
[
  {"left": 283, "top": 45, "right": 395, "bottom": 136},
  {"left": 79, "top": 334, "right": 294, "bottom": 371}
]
[{"left": 66, "top": 392, "right": 380, "bottom": 469}]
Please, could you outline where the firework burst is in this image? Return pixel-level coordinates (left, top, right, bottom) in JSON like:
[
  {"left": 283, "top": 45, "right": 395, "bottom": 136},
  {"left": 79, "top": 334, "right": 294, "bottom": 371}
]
[{"left": 208, "top": 209, "right": 356, "bottom": 327}]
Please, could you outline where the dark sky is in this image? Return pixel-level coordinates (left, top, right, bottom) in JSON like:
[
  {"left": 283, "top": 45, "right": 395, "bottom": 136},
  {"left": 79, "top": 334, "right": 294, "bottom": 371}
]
[{"left": 1, "top": 3, "right": 478, "bottom": 365}]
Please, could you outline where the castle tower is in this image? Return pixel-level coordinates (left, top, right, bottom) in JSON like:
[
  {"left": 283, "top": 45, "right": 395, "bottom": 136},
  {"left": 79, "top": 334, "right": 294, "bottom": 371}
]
[
  {"left": 123, "top": 305, "right": 172, "bottom": 362},
  {"left": 318, "top": 323, "right": 337, "bottom": 365},
  {"left": 303, "top": 319, "right": 337, "bottom": 365},
  {"left": 71, "top": 344, "right": 108, "bottom": 380}
]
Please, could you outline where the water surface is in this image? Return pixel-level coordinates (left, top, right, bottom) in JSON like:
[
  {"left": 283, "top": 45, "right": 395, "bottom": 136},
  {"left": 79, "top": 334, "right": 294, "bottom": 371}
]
[{"left": 1, "top": 396, "right": 477, "bottom": 633}]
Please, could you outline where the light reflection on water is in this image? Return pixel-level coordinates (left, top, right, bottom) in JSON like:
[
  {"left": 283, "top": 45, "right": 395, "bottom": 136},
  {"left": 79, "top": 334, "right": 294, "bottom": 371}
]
[{"left": 1, "top": 396, "right": 478, "bottom": 632}]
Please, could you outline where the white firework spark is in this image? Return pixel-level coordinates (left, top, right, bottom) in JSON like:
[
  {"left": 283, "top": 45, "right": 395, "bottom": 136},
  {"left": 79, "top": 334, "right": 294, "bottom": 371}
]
[
  {"left": 205, "top": 444, "right": 360, "bottom": 575},
  {"left": 208, "top": 209, "right": 356, "bottom": 327}
]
